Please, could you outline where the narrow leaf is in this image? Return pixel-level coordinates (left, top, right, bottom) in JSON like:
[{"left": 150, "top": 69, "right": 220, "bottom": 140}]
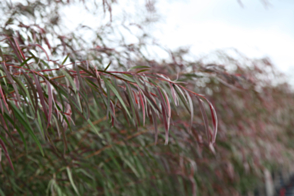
[
  {"left": 185, "top": 90, "right": 194, "bottom": 133},
  {"left": 0, "top": 138, "right": 14, "bottom": 171},
  {"left": 104, "top": 79, "right": 131, "bottom": 119},
  {"left": 196, "top": 96, "right": 210, "bottom": 142},
  {"left": 9, "top": 103, "right": 44, "bottom": 155},
  {"left": 66, "top": 167, "right": 80, "bottom": 196},
  {"left": 33, "top": 74, "right": 48, "bottom": 122},
  {"left": 103, "top": 61, "right": 112, "bottom": 71},
  {"left": 129, "top": 65, "right": 150, "bottom": 70},
  {"left": 46, "top": 80, "right": 53, "bottom": 129}
]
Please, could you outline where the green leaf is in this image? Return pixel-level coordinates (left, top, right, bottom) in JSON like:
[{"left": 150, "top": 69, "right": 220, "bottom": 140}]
[
  {"left": 66, "top": 166, "right": 80, "bottom": 196},
  {"left": 103, "top": 77, "right": 131, "bottom": 119},
  {"left": 9, "top": 103, "right": 44, "bottom": 156},
  {"left": 3, "top": 113, "right": 27, "bottom": 152},
  {"left": 129, "top": 65, "right": 150, "bottom": 70},
  {"left": 62, "top": 54, "right": 70, "bottom": 65},
  {"left": 103, "top": 61, "right": 112, "bottom": 71}
]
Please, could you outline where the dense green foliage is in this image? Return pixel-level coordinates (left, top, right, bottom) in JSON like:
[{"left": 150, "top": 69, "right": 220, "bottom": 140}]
[{"left": 0, "top": 1, "right": 293, "bottom": 195}]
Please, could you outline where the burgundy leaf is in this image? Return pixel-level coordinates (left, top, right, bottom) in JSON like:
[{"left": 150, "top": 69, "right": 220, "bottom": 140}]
[
  {"left": 138, "top": 91, "right": 145, "bottom": 125},
  {"left": 30, "top": 44, "right": 50, "bottom": 61},
  {"left": 33, "top": 74, "right": 48, "bottom": 122},
  {"left": 13, "top": 37, "right": 25, "bottom": 60},
  {"left": 206, "top": 100, "right": 218, "bottom": 143},
  {"left": 110, "top": 101, "right": 115, "bottom": 126},
  {"left": 2, "top": 62, "right": 21, "bottom": 106}
]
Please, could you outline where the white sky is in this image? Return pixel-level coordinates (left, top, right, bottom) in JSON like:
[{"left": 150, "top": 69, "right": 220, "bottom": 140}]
[
  {"left": 154, "top": 0, "right": 294, "bottom": 73},
  {"left": 61, "top": 0, "right": 294, "bottom": 78}
]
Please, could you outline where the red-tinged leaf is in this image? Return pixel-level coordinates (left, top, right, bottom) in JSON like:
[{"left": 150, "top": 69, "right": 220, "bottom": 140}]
[
  {"left": 126, "top": 84, "right": 140, "bottom": 126},
  {"left": 95, "top": 66, "right": 101, "bottom": 80},
  {"left": 174, "top": 84, "right": 190, "bottom": 113},
  {"left": 44, "top": 36, "right": 51, "bottom": 50},
  {"left": 162, "top": 89, "right": 171, "bottom": 130},
  {"left": 33, "top": 74, "right": 48, "bottom": 122},
  {"left": 0, "top": 97, "right": 3, "bottom": 114},
  {"left": 209, "top": 142, "right": 216, "bottom": 154},
  {"left": 110, "top": 101, "right": 115, "bottom": 126},
  {"left": 206, "top": 100, "right": 218, "bottom": 143},
  {"left": 157, "top": 87, "right": 169, "bottom": 144},
  {"left": 2, "top": 62, "right": 21, "bottom": 106},
  {"left": 0, "top": 85, "right": 9, "bottom": 113},
  {"left": 0, "top": 139, "right": 14, "bottom": 171},
  {"left": 138, "top": 91, "right": 145, "bottom": 126},
  {"left": 141, "top": 82, "right": 161, "bottom": 112},
  {"left": 6, "top": 37, "right": 22, "bottom": 63},
  {"left": 196, "top": 96, "right": 210, "bottom": 142},
  {"left": 0, "top": 114, "right": 8, "bottom": 131},
  {"left": 13, "top": 37, "right": 25, "bottom": 60},
  {"left": 169, "top": 83, "right": 178, "bottom": 106},
  {"left": 185, "top": 90, "right": 194, "bottom": 133},
  {"left": 30, "top": 44, "right": 50, "bottom": 61},
  {"left": 46, "top": 80, "right": 53, "bottom": 129},
  {"left": 132, "top": 90, "right": 138, "bottom": 105},
  {"left": 23, "top": 72, "right": 38, "bottom": 113},
  {"left": 151, "top": 108, "right": 159, "bottom": 144}
]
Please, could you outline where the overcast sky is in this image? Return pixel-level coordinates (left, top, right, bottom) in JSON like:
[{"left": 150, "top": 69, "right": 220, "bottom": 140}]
[{"left": 154, "top": 0, "right": 294, "bottom": 73}]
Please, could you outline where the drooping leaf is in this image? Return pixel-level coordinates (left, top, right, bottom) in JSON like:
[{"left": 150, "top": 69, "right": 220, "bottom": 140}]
[
  {"left": 0, "top": 138, "right": 14, "bottom": 171},
  {"left": 66, "top": 167, "right": 80, "bottom": 196},
  {"left": 9, "top": 102, "right": 44, "bottom": 156}
]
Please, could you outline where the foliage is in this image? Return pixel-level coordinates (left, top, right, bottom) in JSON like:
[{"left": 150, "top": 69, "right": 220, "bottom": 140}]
[{"left": 0, "top": 0, "right": 294, "bottom": 196}]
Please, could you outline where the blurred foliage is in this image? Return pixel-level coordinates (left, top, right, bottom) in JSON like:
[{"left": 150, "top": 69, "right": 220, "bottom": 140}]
[{"left": 0, "top": 0, "right": 293, "bottom": 196}]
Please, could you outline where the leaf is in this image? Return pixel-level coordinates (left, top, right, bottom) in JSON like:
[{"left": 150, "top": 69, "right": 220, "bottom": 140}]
[
  {"left": 103, "top": 61, "right": 112, "bottom": 71},
  {"left": 33, "top": 74, "right": 48, "bottom": 122},
  {"left": 46, "top": 80, "right": 53, "bottom": 129},
  {"left": 31, "top": 43, "right": 50, "bottom": 61},
  {"left": 3, "top": 113, "right": 27, "bottom": 151},
  {"left": 66, "top": 167, "right": 80, "bottom": 196},
  {"left": 185, "top": 90, "right": 194, "bottom": 133},
  {"left": 157, "top": 87, "right": 169, "bottom": 144},
  {"left": 136, "top": 69, "right": 150, "bottom": 73},
  {"left": 174, "top": 84, "right": 190, "bottom": 112},
  {"left": 129, "top": 65, "right": 150, "bottom": 70},
  {"left": 0, "top": 85, "right": 9, "bottom": 113},
  {"left": 0, "top": 138, "right": 14, "bottom": 171},
  {"left": 138, "top": 91, "right": 145, "bottom": 125},
  {"left": 151, "top": 108, "right": 159, "bottom": 144},
  {"left": 9, "top": 103, "right": 44, "bottom": 155},
  {"left": 13, "top": 37, "right": 25, "bottom": 60},
  {"left": 23, "top": 72, "right": 38, "bottom": 113},
  {"left": 162, "top": 89, "right": 171, "bottom": 130},
  {"left": 196, "top": 96, "right": 210, "bottom": 142},
  {"left": 62, "top": 54, "right": 70, "bottom": 65},
  {"left": 169, "top": 83, "right": 179, "bottom": 106},
  {"left": 103, "top": 78, "right": 131, "bottom": 119},
  {"left": 2, "top": 62, "right": 21, "bottom": 105},
  {"left": 206, "top": 99, "right": 218, "bottom": 143}
]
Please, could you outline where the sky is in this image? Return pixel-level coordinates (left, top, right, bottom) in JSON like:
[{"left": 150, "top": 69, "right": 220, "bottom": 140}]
[
  {"left": 58, "top": 0, "right": 294, "bottom": 78},
  {"left": 153, "top": 0, "right": 294, "bottom": 74}
]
